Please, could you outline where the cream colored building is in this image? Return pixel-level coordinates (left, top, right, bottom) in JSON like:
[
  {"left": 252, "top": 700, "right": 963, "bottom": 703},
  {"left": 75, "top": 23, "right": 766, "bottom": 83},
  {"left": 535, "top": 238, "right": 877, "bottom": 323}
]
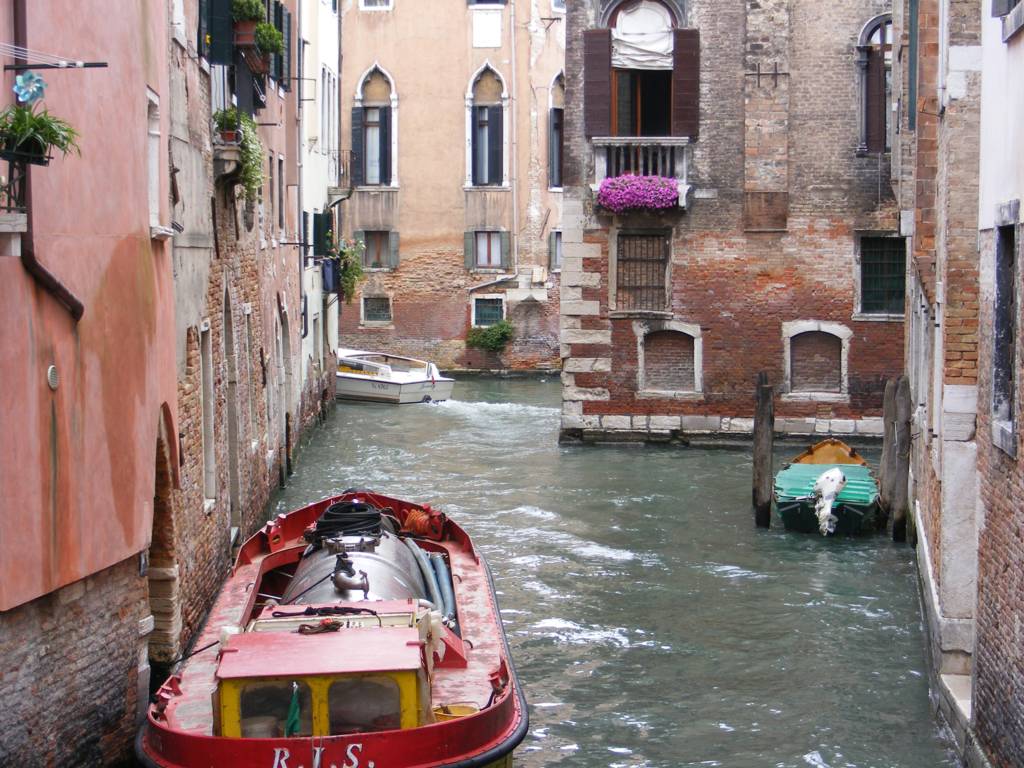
[{"left": 338, "top": 0, "right": 566, "bottom": 370}]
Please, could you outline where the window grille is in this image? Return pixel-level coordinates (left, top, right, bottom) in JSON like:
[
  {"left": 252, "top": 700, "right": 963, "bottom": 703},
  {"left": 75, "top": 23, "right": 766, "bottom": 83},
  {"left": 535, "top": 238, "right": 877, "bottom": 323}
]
[
  {"left": 616, "top": 233, "right": 669, "bottom": 311},
  {"left": 474, "top": 298, "right": 504, "bottom": 326},
  {"left": 860, "top": 236, "right": 905, "bottom": 314},
  {"left": 363, "top": 297, "right": 392, "bottom": 323}
]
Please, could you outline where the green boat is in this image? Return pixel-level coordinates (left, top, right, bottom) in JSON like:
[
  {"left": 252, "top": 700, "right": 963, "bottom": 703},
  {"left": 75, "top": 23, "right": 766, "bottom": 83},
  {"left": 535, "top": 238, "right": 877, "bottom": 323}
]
[{"left": 774, "top": 439, "right": 881, "bottom": 536}]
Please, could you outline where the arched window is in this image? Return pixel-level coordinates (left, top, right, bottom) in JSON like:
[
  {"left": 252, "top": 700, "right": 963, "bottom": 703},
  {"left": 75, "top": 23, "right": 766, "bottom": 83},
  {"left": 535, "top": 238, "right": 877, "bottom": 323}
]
[
  {"left": 353, "top": 64, "right": 398, "bottom": 186},
  {"left": 466, "top": 64, "right": 507, "bottom": 187},
  {"left": 857, "top": 15, "right": 892, "bottom": 155},
  {"left": 782, "top": 321, "right": 852, "bottom": 400},
  {"left": 584, "top": 0, "right": 698, "bottom": 139},
  {"left": 549, "top": 73, "right": 565, "bottom": 189}
]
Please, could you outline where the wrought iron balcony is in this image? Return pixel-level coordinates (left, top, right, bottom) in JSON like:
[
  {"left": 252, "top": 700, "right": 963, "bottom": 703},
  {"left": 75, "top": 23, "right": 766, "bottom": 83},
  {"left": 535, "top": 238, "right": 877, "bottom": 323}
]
[
  {"left": 0, "top": 155, "right": 29, "bottom": 214},
  {"left": 590, "top": 137, "right": 693, "bottom": 209}
]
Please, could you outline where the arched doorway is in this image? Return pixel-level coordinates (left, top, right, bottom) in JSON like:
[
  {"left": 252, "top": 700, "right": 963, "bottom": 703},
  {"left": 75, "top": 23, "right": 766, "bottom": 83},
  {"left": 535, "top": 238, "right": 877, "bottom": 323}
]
[{"left": 223, "top": 289, "right": 241, "bottom": 540}]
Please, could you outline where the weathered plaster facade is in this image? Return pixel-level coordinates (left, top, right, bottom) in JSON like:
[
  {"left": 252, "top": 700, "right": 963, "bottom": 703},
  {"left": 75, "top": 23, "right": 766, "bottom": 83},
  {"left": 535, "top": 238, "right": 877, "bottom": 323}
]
[
  {"left": 561, "top": 0, "right": 903, "bottom": 442},
  {"left": 337, "top": 0, "right": 565, "bottom": 370},
  {"left": 0, "top": 1, "right": 174, "bottom": 763}
]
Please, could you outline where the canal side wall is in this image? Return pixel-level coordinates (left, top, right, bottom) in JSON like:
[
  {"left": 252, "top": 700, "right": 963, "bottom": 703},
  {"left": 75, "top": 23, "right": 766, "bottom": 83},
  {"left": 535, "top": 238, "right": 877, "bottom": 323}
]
[{"left": 560, "top": 0, "right": 903, "bottom": 443}]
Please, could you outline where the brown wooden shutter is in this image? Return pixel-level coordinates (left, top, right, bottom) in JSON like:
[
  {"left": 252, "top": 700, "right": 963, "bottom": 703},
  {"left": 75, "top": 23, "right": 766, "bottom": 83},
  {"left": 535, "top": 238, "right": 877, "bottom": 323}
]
[
  {"left": 865, "top": 47, "right": 886, "bottom": 153},
  {"left": 584, "top": 29, "right": 612, "bottom": 138},
  {"left": 672, "top": 29, "right": 700, "bottom": 138}
]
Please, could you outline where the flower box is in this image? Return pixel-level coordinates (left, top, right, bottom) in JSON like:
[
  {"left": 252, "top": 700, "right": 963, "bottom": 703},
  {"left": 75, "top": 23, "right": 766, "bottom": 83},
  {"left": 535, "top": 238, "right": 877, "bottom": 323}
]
[
  {"left": 595, "top": 175, "right": 679, "bottom": 214},
  {"left": 234, "top": 20, "right": 258, "bottom": 48}
]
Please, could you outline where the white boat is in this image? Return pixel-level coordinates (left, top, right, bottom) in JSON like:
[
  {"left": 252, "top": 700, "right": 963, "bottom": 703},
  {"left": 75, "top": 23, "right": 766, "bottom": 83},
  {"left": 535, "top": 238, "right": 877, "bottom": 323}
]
[{"left": 336, "top": 349, "right": 455, "bottom": 404}]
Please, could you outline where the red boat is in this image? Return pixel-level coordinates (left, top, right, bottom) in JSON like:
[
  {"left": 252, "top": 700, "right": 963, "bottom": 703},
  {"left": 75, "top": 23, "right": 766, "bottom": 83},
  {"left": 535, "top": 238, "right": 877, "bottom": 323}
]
[{"left": 136, "top": 490, "right": 528, "bottom": 768}]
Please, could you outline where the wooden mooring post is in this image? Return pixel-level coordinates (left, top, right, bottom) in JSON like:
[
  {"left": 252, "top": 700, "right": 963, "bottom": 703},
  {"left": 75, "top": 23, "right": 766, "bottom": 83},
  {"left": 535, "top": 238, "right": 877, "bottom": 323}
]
[
  {"left": 879, "top": 375, "right": 912, "bottom": 541},
  {"left": 752, "top": 371, "right": 774, "bottom": 528}
]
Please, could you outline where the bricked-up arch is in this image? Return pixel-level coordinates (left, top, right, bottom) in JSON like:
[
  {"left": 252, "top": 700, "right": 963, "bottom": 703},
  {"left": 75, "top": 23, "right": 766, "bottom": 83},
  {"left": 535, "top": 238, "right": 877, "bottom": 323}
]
[
  {"left": 856, "top": 14, "right": 892, "bottom": 155},
  {"left": 634, "top": 319, "right": 703, "bottom": 396},
  {"left": 644, "top": 331, "right": 695, "bottom": 390},
  {"left": 782, "top": 320, "right": 852, "bottom": 400}
]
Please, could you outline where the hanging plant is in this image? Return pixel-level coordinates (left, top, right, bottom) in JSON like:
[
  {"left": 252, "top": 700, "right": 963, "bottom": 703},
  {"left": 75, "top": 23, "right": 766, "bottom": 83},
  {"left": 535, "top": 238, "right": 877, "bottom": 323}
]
[
  {"left": 325, "top": 231, "right": 365, "bottom": 303},
  {"left": 214, "top": 108, "right": 263, "bottom": 199},
  {"left": 0, "top": 103, "right": 80, "bottom": 165},
  {"left": 596, "top": 175, "right": 679, "bottom": 214},
  {"left": 467, "top": 320, "right": 515, "bottom": 353},
  {"left": 232, "top": 0, "right": 265, "bottom": 21},
  {"left": 254, "top": 22, "right": 285, "bottom": 55}
]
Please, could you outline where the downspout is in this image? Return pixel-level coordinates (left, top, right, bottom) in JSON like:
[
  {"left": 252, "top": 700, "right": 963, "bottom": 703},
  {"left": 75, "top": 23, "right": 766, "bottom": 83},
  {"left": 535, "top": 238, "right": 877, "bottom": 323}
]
[
  {"left": 509, "top": 0, "right": 519, "bottom": 277},
  {"left": 297, "top": 0, "right": 305, "bottom": 337},
  {"left": 13, "top": 0, "right": 84, "bottom": 322}
]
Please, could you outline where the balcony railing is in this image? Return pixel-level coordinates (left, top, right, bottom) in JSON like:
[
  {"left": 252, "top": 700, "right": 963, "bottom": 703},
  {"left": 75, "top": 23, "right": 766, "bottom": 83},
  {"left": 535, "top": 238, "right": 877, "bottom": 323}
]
[
  {"left": 0, "top": 156, "right": 29, "bottom": 213},
  {"left": 591, "top": 137, "right": 693, "bottom": 209}
]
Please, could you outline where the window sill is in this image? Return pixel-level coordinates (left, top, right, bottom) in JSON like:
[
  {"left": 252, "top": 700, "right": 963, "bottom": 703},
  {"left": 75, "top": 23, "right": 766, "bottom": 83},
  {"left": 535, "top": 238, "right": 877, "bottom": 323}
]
[
  {"left": 610, "top": 310, "right": 672, "bottom": 320},
  {"left": 203, "top": 498, "right": 216, "bottom": 515},
  {"left": 355, "top": 185, "right": 399, "bottom": 192},
  {"left": 364, "top": 266, "right": 395, "bottom": 273},
  {"left": 992, "top": 419, "right": 1017, "bottom": 458},
  {"left": 464, "top": 185, "right": 511, "bottom": 192},
  {"left": 150, "top": 225, "right": 175, "bottom": 241},
  {"left": 852, "top": 312, "right": 905, "bottom": 322},
  {"left": 781, "top": 392, "right": 849, "bottom": 403},
  {"left": 360, "top": 322, "right": 394, "bottom": 329},
  {"left": 470, "top": 268, "right": 510, "bottom": 274},
  {"left": 637, "top": 389, "right": 703, "bottom": 401},
  {"left": 548, "top": 187, "right": 564, "bottom": 193}
]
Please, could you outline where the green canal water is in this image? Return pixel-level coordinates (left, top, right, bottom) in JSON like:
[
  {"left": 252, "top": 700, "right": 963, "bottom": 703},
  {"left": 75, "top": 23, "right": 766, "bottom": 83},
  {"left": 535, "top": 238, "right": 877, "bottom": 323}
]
[{"left": 270, "top": 377, "right": 954, "bottom": 768}]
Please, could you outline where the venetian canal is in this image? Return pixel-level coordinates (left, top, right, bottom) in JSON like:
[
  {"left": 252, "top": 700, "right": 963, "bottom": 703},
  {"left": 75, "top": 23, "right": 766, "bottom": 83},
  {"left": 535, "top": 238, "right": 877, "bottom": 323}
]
[{"left": 270, "top": 378, "right": 954, "bottom": 768}]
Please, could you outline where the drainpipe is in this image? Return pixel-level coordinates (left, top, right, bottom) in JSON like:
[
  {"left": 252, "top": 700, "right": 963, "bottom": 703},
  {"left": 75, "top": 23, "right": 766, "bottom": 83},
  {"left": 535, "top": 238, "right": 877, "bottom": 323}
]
[
  {"left": 13, "top": 0, "right": 84, "bottom": 322},
  {"left": 509, "top": 0, "right": 519, "bottom": 277}
]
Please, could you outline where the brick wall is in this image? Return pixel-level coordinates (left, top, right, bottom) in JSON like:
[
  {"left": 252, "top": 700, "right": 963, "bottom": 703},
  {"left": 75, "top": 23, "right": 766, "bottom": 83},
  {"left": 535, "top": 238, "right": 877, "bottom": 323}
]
[
  {"left": 561, "top": 0, "right": 902, "bottom": 440},
  {"left": 791, "top": 331, "right": 842, "bottom": 392},
  {"left": 644, "top": 330, "right": 695, "bottom": 390},
  {"left": 0, "top": 558, "right": 147, "bottom": 766},
  {"left": 974, "top": 228, "right": 1024, "bottom": 768}
]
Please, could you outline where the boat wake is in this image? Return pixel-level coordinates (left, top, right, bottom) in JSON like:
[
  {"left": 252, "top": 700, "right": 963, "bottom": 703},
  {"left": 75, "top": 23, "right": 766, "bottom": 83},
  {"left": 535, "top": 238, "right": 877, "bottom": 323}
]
[{"left": 435, "top": 399, "right": 560, "bottom": 421}]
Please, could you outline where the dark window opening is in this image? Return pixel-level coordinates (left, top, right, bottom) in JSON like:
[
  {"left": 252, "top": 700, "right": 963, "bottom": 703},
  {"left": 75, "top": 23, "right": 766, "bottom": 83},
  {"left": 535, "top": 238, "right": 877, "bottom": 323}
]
[
  {"left": 363, "top": 297, "right": 392, "bottom": 323},
  {"left": 994, "top": 224, "right": 1017, "bottom": 424},
  {"left": 362, "top": 231, "right": 390, "bottom": 268},
  {"left": 613, "top": 69, "right": 671, "bottom": 137},
  {"left": 860, "top": 236, "right": 906, "bottom": 314},
  {"left": 616, "top": 233, "right": 669, "bottom": 311}
]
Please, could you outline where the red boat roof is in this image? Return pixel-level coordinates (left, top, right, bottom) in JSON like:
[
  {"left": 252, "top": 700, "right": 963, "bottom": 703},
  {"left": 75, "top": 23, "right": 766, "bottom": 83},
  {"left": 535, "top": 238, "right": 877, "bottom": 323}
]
[{"left": 216, "top": 626, "right": 422, "bottom": 680}]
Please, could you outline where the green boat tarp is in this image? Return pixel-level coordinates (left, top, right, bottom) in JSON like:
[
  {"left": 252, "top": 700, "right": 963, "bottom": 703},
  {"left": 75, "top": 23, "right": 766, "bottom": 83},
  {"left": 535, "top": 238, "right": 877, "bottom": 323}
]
[{"left": 774, "top": 463, "right": 880, "bottom": 535}]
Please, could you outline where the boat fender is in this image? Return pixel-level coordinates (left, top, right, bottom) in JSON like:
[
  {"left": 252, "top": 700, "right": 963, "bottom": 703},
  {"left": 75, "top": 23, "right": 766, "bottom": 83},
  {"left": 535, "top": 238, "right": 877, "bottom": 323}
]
[
  {"left": 428, "top": 610, "right": 447, "bottom": 664},
  {"left": 429, "top": 552, "right": 457, "bottom": 622},
  {"left": 812, "top": 467, "right": 847, "bottom": 536},
  {"left": 404, "top": 537, "right": 443, "bottom": 610}
]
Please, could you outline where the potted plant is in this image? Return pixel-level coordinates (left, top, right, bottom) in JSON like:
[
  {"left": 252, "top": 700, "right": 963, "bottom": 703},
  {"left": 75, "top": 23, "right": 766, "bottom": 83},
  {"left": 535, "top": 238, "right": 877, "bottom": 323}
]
[
  {"left": 324, "top": 231, "right": 365, "bottom": 303},
  {"left": 0, "top": 103, "right": 79, "bottom": 166},
  {"left": 595, "top": 174, "right": 679, "bottom": 214},
  {"left": 232, "top": 0, "right": 264, "bottom": 47},
  {"left": 213, "top": 108, "right": 240, "bottom": 143}
]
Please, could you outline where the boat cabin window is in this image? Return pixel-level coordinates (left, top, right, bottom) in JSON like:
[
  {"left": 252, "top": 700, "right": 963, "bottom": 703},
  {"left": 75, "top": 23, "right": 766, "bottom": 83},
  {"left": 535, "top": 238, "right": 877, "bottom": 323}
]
[
  {"left": 329, "top": 675, "right": 402, "bottom": 734},
  {"left": 239, "top": 680, "right": 313, "bottom": 737}
]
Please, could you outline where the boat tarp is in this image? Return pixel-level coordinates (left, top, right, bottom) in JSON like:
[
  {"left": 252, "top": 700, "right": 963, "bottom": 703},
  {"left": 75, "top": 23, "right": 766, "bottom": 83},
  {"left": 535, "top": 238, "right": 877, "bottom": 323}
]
[{"left": 774, "top": 463, "right": 879, "bottom": 506}]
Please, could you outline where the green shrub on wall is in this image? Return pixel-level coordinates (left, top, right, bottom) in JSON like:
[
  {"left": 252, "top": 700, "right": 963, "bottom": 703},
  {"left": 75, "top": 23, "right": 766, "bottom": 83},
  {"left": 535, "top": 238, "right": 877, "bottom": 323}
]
[{"left": 466, "top": 320, "right": 515, "bottom": 353}]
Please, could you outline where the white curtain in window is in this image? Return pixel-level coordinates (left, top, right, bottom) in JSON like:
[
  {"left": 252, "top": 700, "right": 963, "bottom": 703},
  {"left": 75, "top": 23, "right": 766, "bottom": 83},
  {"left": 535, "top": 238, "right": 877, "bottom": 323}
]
[{"left": 611, "top": 0, "right": 674, "bottom": 70}]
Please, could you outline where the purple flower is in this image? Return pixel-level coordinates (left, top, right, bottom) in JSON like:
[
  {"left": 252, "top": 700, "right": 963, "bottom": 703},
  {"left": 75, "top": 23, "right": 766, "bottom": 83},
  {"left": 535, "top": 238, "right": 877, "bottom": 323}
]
[{"left": 596, "top": 175, "right": 679, "bottom": 213}]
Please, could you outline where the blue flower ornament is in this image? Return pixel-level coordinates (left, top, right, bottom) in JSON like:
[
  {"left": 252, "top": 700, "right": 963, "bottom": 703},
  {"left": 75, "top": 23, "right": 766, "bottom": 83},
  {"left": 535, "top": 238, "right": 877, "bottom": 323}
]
[{"left": 13, "top": 71, "right": 46, "bottom": 105}]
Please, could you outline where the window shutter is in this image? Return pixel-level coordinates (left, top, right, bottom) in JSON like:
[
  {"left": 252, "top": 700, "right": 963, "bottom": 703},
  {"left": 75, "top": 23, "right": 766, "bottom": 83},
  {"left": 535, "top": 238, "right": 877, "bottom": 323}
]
[
  {"left": 865, "top": 47, "right": 886, "bottom": 153},
  {"left": 302, "top": 211, "right": 310, "bottom": 257},
  {"left": 472, "top": 108, "right": 483, "bottom": 186},
  {"left": 313, "top": 212, "right": 332, "bottom": 256},
  {"left": 236, "top": 55, "right": 256, "bottom": 115},
  {"left": 379, "top": 107, "right": 392, "bottom": 186},
  {"left": 270, "top": 3, "right": 282, "bottom": 81},
  {"left": 672, "top": 29, "right": 700, "bottom": 138},
  {"left": 464, "top": 232, "right": 476, "bottom": 269},
  {"left": 388, "top": 231, "right": 400, "bottom": 268},
  {"left": 548, "top": 108, "right": 562, "bottom": 188},
  {"left": 549, "top": 232, "right": 558, "bottom": 270},
  {"left": 499, "top": 231, "right": 511, "bottom": 269},
  {"left": 351, "top": 107, "right": 365, "bottom": 187},
  {"left": 208, "top": 0, "right": 233, "bottom": 65},
  {"left": 198, "top": 0, "right": 210, "bottom": 59},
  {"left": 488, "top": 105, "right": 503, "bottom": 186},
  {"left": 322, "top": 259, "right": 338, "bottom": 293},
  {"left": 281, "top": 8, "right": 292, "bottom": 91},
  {"left": 584, "top": 29, "right": 612, "bottom": 138}
]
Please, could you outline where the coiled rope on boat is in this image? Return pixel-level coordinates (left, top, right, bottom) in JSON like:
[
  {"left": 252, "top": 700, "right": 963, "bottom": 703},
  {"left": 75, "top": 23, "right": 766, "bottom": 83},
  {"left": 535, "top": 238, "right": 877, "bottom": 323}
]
[{"left": 305, "top": 500, "right": 382, "bottom": 546}]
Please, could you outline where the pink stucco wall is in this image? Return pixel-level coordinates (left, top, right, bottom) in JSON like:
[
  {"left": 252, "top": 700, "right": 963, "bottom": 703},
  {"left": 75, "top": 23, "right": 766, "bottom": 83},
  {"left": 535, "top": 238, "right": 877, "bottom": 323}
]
[{"left": 0, "top": 0, "right": 176, "bottom": 610}]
